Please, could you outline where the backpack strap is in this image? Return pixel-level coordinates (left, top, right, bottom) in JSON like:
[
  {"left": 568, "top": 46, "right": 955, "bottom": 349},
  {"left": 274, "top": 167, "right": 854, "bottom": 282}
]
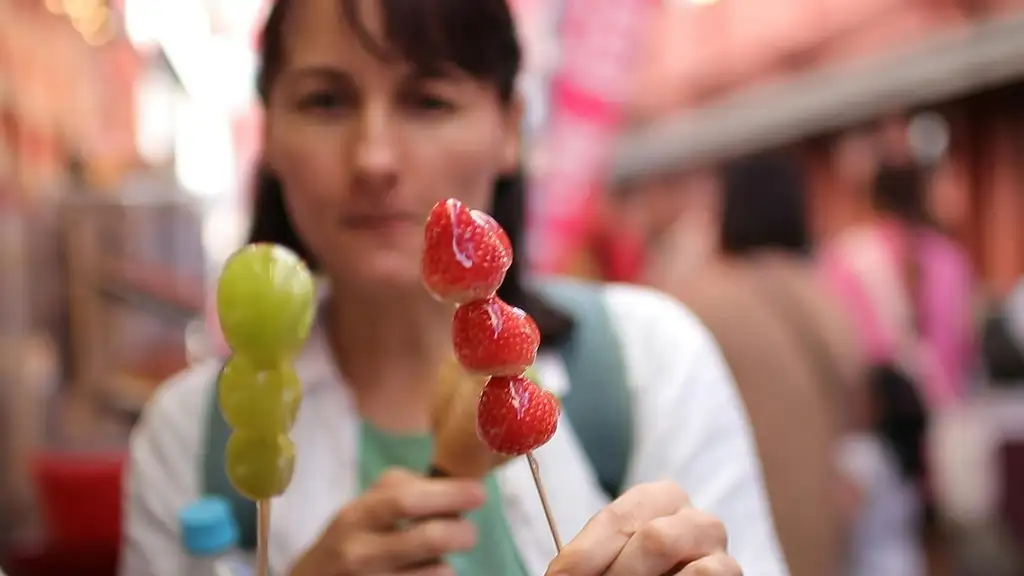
[
  {"left": 203, "top": 366, "right": 259, "bottom": 551},
  {"left": 534, "top": 278, "right": 633, "bottom": 499}
]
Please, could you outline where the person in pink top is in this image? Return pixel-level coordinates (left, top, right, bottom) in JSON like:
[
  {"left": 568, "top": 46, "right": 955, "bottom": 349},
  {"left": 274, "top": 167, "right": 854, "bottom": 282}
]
[
  {"left": 824, "top": 162, "right": 975, "bottom": 576},
  {"left": 823, "top": 162, "right": 975, "bottom": 410}
]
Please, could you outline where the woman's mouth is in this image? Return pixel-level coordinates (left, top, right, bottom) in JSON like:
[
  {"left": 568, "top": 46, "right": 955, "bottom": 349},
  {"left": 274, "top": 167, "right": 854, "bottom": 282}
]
[{"left": 341, "top": 213, "right": 420, "bottom": 232}]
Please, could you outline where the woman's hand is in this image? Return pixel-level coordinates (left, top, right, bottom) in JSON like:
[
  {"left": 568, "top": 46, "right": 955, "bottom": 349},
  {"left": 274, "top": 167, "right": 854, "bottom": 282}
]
[
  {"left": 545, "top": 481, "right": 742, "bottom": 576},
  {"left": 289, "top": 468, "right": 485, "bottom": 576}
]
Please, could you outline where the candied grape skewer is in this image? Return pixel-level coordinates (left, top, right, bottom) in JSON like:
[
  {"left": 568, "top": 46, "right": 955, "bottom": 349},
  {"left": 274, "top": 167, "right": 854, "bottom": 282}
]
[{"left": 215, "top": 243, "right": 316, "bottom": 576}]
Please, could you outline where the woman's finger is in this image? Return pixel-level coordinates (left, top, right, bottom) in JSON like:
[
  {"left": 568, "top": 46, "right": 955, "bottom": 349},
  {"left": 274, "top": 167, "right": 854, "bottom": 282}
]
[
  {"left": 345, "top": 469, "right": 486, "bottom": 529},
  {"left": 385, "top": 565, "right": 457, "bottom": 576},
  {"left": 604, "top": 508, "right": 728, "bottom": 576},
  {"left": 544, "top": 481, "right": 691, "bottom": 576},
  {"left": 336, "top": 518, "right": 478, "bottom": 573},
  {"left": 673, "top": 553, "right": 743, "bottom": 576},
  {"left": 386, "top": 517, "right": 479, "bottom": 568}
]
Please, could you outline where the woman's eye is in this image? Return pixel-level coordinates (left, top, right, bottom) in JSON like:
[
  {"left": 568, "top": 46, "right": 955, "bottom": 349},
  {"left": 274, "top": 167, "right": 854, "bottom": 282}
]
[
  {"left": 404, "top": 93, "right": 455, "bottom": 113},
  {"left": 296, "top": 91, "right": 350, "bottom": 113}
]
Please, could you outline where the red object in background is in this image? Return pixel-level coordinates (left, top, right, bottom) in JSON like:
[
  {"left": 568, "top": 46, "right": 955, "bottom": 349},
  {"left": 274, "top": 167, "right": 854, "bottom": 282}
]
[
  {"left": 588, "top": 216, "right": 645, "bottom": 283},
  {"left": 557, "top": 199, "right": 645, "bottom": 282},
  {"left": 34, "top": 452, "right": 124, "bottom": 545},
  {"left": 5, "top": 544, "right": 119, "bottom": 576},
  {"left": 528, "top": 0, "right": 657, "bottom": 274},
  {"left": 5, "top": 452, "right": 125, "bottom": 576}
]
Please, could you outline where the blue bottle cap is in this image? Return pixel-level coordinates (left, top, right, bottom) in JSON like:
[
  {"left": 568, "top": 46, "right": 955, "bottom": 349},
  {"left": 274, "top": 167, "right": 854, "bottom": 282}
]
[{"left": 179, "top": 496, "right": 240, "bottom": 556}]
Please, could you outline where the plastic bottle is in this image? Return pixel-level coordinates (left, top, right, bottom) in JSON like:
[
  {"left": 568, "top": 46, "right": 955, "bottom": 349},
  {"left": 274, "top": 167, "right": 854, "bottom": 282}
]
[{"left": 179, "top": 496, "right": 253, "bottom": 576}]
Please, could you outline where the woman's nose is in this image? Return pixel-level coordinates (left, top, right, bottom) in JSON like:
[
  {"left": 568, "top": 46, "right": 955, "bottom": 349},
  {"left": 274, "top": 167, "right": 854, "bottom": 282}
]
[{"left": 353, "top": 106, "right": 399, "bottom": 187}]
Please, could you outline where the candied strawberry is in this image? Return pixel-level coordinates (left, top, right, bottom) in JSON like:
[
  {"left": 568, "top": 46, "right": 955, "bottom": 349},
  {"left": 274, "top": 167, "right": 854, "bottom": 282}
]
[
  {"left": 476, "top": 375, "right": 560, "bottom": 456},
  {"left": 452, "top": 297, "right": 539, "bottom": 376},
  {"left": 471, "top": 210, "right": 512, "bottom": 253},
  {"left": 421, "top": 199, "right": 512, "bottom": 304}
]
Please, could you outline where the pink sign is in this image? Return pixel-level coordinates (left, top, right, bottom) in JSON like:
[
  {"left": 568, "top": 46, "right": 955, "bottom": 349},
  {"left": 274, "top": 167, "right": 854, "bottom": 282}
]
[{"left": 528, "top": 0, "right": 657, "bottom": 273}]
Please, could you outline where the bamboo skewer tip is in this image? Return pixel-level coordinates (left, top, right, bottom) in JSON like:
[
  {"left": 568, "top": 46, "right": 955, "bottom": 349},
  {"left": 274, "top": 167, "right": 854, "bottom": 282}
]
[
  {"left": 526, "top": 451, "right": 562, "bottom": 551},
  {"left": 256, "top": 499, "right": 272, "bottom": 576}
]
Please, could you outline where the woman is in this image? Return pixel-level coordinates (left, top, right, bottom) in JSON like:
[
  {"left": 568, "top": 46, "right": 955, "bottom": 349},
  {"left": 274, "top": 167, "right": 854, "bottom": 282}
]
[
  {"left": 823, "top": 162, "right": 974, "bottom": 576},
  {"left": 655, "top": 153, "right": 863, "bottom": 576},
  {"left": 120, "top": 1, "right": 785, "bottom": 575},
  {"left": 823, "top": 161, "right": 974, "bottom": 411}
]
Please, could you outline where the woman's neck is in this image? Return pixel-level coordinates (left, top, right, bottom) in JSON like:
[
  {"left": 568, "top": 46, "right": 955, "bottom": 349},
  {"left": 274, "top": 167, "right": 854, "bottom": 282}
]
[{"left": 325, "top": 281, "right": 453, "bottom": 432}]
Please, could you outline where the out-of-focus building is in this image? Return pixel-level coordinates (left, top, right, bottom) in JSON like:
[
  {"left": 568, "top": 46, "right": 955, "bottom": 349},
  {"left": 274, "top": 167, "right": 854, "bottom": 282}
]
[{"left": 615, "top": 0, "right": 1024, "bottom": 294}]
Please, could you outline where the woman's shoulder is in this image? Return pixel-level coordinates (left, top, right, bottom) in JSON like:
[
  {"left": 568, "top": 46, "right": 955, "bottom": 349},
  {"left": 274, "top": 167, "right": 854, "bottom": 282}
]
[
  {"left": 597, "top": 282, "right": 725, "bottom": 391},
  {"left": 130, "top": 359, "right": 221, "bottom": 451},
  {"left": 123, "top": 360, "right": 223, "bottom": 538},
  {"left": 538, "top": 277, "right": 708, "bottom": 338},
  {"left": 600, "top": 282, "right": 710, "bottom": 338}
]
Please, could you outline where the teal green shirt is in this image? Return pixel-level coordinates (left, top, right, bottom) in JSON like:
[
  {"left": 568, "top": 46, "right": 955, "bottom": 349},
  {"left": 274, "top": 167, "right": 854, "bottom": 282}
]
[{"left": 357, "top": 422, "right": 529, "bottom": 576}]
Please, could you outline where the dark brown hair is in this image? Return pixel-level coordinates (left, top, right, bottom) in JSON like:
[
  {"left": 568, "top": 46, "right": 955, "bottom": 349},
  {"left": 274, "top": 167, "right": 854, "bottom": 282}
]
[
  {"left": 249, "top": 0, "right": 572, "bottom": 346},
  {"left": 720, "top": 151, "right": 811, "bottom": 257},
  {"left": 872, "top": 162, "right": 931, "bottom": 333},
  {"left": 871, "top": 162, "right": 930, "bottom": 225}
]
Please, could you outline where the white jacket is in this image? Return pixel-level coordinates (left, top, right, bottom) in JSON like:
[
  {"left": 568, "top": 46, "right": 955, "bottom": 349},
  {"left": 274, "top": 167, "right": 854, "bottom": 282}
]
[{"left": 120, "top": 283, "right": 788, "bottom": 575}]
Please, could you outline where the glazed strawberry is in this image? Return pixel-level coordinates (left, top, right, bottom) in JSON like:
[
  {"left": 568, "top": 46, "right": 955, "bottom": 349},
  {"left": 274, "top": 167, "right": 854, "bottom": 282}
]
[
  {"left": 476, "top": 375, "right": 560, "bottom": 456},
  {"left": 472, "top": 210, "right": 512, "bottom": 253},
  {"left": 452, "top": 297, "right": 539, "bottom": 376},
  {"left": 421, "top": 199, "right": 513, "bottom": 303}
]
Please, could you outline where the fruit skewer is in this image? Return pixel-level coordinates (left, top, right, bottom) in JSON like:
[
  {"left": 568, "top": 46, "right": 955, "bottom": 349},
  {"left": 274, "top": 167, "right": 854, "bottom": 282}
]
[
  {"left": 215, "top": 244, "right": 317, "bottom": 575},
  {"left": 422, "top": 199, "right": 563, "bottom": 550}
]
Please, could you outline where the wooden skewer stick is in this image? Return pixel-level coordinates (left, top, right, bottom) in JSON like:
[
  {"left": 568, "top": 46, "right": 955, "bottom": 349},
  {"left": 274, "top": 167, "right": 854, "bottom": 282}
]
[
  {"left": 256, "top": 499, "right": 271, "bottom": 576},
  {"left": 526, "top": 451, "right": 562, "bottom": 551}
]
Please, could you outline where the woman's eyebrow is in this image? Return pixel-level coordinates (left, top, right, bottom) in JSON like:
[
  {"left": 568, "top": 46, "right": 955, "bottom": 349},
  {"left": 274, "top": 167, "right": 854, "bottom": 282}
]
[
  {"left": 286, "top": 65, "right": 357, "bottom": 86},
  {"left": 399, "top": 65, "right": 468, "bottom": 84}
]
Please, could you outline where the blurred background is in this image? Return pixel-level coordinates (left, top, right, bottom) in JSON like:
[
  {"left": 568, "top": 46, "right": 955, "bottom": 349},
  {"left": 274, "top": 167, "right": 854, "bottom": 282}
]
[{"left": 2, "top": 0, "right": 1024, "bottom": 574}]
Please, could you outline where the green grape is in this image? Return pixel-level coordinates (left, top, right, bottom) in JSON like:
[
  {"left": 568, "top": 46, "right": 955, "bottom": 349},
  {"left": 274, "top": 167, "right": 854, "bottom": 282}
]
[
  {"left": 216, "top": 243, "right": 316, "bottom": 365},
  {"left": 219, "top": 355, "right": 301, "bottom": 433},
  {"left": 225, "top": 431, "right": 296, "bottom": 500}
]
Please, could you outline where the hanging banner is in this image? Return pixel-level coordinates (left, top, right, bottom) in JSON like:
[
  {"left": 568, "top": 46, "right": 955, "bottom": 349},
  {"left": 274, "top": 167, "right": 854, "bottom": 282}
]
[
  {"left": 509, "top": 0, "right": 561, "bottom": 144},
  {"left": 526, "top": 0, "right": 657, "bottom": 274}
]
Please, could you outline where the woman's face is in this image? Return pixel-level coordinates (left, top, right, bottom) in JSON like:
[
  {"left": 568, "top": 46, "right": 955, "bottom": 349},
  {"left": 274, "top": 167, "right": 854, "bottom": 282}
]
[{"left": 263, "top": 0, "right": 521, "bottom": 290}]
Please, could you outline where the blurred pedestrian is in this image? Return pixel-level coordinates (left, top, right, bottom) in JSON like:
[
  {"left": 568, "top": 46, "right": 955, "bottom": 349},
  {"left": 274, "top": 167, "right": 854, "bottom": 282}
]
[
  {"left": 823, "top": 162, "right": 975, "bottom": 576},
  {"left": 653, "top": 152, "right": 864, "bottom": 576},
  {"left": 823, "top": 161, "right": 973, "bottom": 410}
]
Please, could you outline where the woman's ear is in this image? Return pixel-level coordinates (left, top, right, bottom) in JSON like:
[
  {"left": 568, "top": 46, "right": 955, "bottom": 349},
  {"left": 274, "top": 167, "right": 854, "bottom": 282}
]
[{"left": 500, "top": 95, "right": 525, "bottom": 174}]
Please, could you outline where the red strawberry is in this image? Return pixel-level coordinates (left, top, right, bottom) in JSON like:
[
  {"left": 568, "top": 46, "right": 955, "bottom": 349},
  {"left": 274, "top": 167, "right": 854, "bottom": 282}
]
[
  {"left": 471, "top": 210, "right": 512, "bottom": 253},
  {"left": 476, "top": 375, "right": 560, "bottom": 456},
  {"left": 421, "top": 199, "right": 513, "bottom": 304},
  {"left": 452, "top": 297, "right": 539, "bottom": 376}
]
